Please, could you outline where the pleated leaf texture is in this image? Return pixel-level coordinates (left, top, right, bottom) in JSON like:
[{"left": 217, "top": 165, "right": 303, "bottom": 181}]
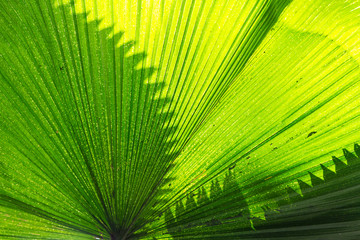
[{"left": 1, "top": 0, "right": 360, "bottom": 239}]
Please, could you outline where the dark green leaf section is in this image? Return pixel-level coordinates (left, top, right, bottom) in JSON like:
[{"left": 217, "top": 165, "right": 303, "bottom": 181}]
[
  {"left": 160, "top": 144, "right": 360, "bottom": 239},
  {"left": 250, "top": 143, "right": 360, "bottom": 238},
  {"left": 163, "top": 170, "right": 251, "bottom": 239},
  {"left": 161, "top": 144, "right": 360, "bottom": 239}
]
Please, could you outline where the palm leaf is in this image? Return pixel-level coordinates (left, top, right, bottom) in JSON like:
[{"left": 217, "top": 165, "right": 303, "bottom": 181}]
[{"left": 1, "top": 0, "right": 359, "bottom": 239}]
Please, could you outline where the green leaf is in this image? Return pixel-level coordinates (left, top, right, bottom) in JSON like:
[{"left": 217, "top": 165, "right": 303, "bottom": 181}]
[{"left": 1, "top": 0, "right": 360, "bottom": 239}]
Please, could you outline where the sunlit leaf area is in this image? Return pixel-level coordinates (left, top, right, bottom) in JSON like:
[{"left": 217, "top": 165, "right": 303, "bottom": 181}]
[{"left": 1, "top": 0, "right": 360, "bottom": 239}]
